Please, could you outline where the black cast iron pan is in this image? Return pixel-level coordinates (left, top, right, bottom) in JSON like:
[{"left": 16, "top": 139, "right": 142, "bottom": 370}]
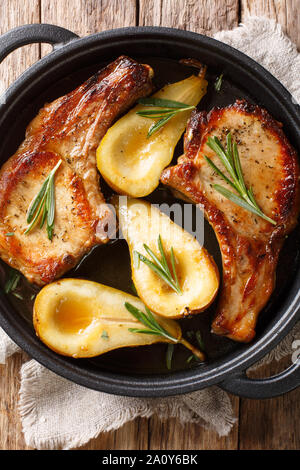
[{"left": 0, "top": 24, "right": 299, "bottom": 398}]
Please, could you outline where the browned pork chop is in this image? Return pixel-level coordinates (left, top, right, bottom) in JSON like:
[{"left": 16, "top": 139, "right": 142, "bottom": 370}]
[
  {"left": 0, "top": 56, "right": 153, "bottom": 285},
  {"left": 161, "top": 100, "right": 300, "bottom": 342}
]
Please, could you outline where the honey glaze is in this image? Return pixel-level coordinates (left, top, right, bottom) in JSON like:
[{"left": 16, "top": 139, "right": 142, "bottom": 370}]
[{"left": 54, "top": 296, "right": 95, "bottom": 334}]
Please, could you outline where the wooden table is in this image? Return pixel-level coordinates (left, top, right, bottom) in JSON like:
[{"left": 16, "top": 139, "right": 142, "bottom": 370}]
[{"left": 0, "top": 0, "right": 299, "bottom": 450}]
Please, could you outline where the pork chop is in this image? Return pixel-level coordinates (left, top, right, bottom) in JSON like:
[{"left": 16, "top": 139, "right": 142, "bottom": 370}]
[
  {"left": 0, "top": 56, "right": 153, "bottom": 285},
  {"left": 161, "top": 100, "right": 300, "bottom": 342}
]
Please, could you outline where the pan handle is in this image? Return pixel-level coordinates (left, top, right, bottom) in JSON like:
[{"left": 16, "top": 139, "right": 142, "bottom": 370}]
[
  {"left": 220, "top": 357, "right": 300, "bottom": 398},
  {"left": 0, "top": 23, "right": 79, "bottom": 64}
]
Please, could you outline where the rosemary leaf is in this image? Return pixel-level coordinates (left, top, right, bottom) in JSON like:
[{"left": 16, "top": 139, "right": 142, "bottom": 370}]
[
  {"left": 147, "top": 114, "right": 174, "bottom": 138},
  {"left": 144, "top": 305, "right": 164, "bottom": 330},
  {"left": 125, "top": 302, "right": 178, "bottom": 343},
  {"left": 170, "top": 247, "right": 180, "bottom": 291},
  {"left": 136, "top": 109, "right": 174, "bottom": 116},
  {"left": 139, "top": 113, "right": 174, "bottom": 120},
  {"left": 124, "top": 302, "right": 159, "bottom": 331},
  {"left": 166, "top": 343, "right": 174, "bottom": 370},
  {"left": 12, "top": 292, "right": 23, "bottom": 300},
  {"left": 47, "top": 176, "right": 55, "bottom": 241},
  {"left": 204, "top": 155, "right": 236, "bottom": 191},
  {"left": 4, "top": 269, "right": 21, "bottom": 294},
  {"left": 136, "top": 254, "right": 175, "bottom": 290},
  {"left": 133, "top": 250, "right": 140, "bottom": 269},
  {"left": 195, "top": 331, "right": 205, "bottom": 351},
  {"left": 24, "top": 190, "right": 48, "bottom": 235},
  {"left": 226, "top": 132, "right": 233, "bottom": 165},
  {"left": 213, "top": 184, "right": 258, "bottom": 212},
  {"left": 207, "top": 136, "right": 238, "bottom": 186},
  {"left": 47, "top": 176, "right": 55, "bottom": 226},
  {"left": 138, "top": 106, "right": 194, "bottom": 119},
  {"left": 232, "top": 142, "right": 247, "bottom": 195},
  {"left": 40, "top": 203, "right": 47, "bottom": 229},
  {"left": 138, "top": 253, "right": 176, "bottom": 290},
  {"left": 213, "top": 184, "right": 276, "bottom": 224},
  {"left": 27, "top": 178, "right": 49, "bottom": 223},
  {"left": 130, "top": 282, "right": 138, "bottom": 296},
  {"left": 128, "top": 328, "right": 161, "bottom": 335},
  {"left": 157, "top": 234, "right": 171, "bottom": 275},
  {"left": 248, "top": 186, "right": 261, "bottom": 210},
  {"left": 186, "top": 354, "right": 201, "bottom": 364},
  {"left": 47, "top": 225, "right": 54, "bottom": 242},
  {"left": 143, "top": 242, "right": 166, "bottom": 272},
  {"left": 138, "top": 97, "right": 193, "bottom": 109},
  {"left": 214, "top": 73, "right": 224, "bottom": 92},
  {"left": 186, "top": 355, "right": 194, "bottom": 364},
  {"left": 5, "top": 232, "right": 14, "bottom": 237}
]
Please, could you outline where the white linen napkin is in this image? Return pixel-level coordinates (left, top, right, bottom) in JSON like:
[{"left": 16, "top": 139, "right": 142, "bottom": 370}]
[{"left": 0, "top": 16, "right": 299, "bottom": 450}]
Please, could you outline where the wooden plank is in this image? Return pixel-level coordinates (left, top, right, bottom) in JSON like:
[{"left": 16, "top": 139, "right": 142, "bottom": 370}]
[
  {"left": 241, "top": 0, "right": 300, "bottom": 48},
  {"left": 148, "top": 398, "right": 239, "bottom": 449},
  {"left": 42, "top": 0, "right": 136, "bottom": 34},
  {"left": 41, "top": 0, "right": 136, "bottom": 56},
  {"left": 0, "top": 0, "right": 40, "bottom": 451},
  {"left": 81, "top": 418, "right": 149, "bottom": 450},
  {"left": 0, "top": 0, "right": 40, "bottom": 88},
  {"left": 139, "top": 0, "right": 239, "bottom": 34},
  {"left": 0, "top": 354, "right": 31, "bottom": 449},
  {"left": 41, "top": 0, "right": 136, "bottom": 41},
  {"left": 239, "top": 357, "right": 300, "bottom": 449}
]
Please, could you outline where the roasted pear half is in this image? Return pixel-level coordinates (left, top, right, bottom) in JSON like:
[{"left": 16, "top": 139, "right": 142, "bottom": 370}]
[
  {"left": 33, "top": 279, "right": 182, "bottom": 358},
  {"left": 97, "top": 69, "right": 207, "bottom": 197},
  {"left": 114, "top": 197, "right": 219, "bottom": 318},
  {"left": 33, "top": 278, "right": 205, "bottom": 360}
]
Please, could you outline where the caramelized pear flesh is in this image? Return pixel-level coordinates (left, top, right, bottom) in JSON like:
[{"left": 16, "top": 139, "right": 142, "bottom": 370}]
[
  {"left": 97, "top": 73, "right": 207, "bottom": 197},
  {"left": 33, "top": 279, "right": 181, "bottom": 358},
  {"left": 114, "top": 197, "right": 219, "bottom": 318}
]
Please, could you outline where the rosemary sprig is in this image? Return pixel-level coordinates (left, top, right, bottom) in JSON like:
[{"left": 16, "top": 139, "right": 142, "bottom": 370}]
[
  {"left": 205, "top": 133, "right": 276, "bottom": 225},
  {"left": 214, "top": 73, "right": 224, "bottom": 92},
  {"left": 137, "top": 97, "right": 195, "bottom": 138},
  {"left": 25, "top": 159, "right": 62, "bottom": 240},
  {"left": 125, "top": 302, "right": 176, "bottom": 341},
  {"left": 4, "top": 268, "right": 21, "bottom": 294},
  {"left": 134, "top": 235, "right": 182, "bottom": 295},
  {"left": 125, "top": 302, "right": 205, "bottom": 361}
]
